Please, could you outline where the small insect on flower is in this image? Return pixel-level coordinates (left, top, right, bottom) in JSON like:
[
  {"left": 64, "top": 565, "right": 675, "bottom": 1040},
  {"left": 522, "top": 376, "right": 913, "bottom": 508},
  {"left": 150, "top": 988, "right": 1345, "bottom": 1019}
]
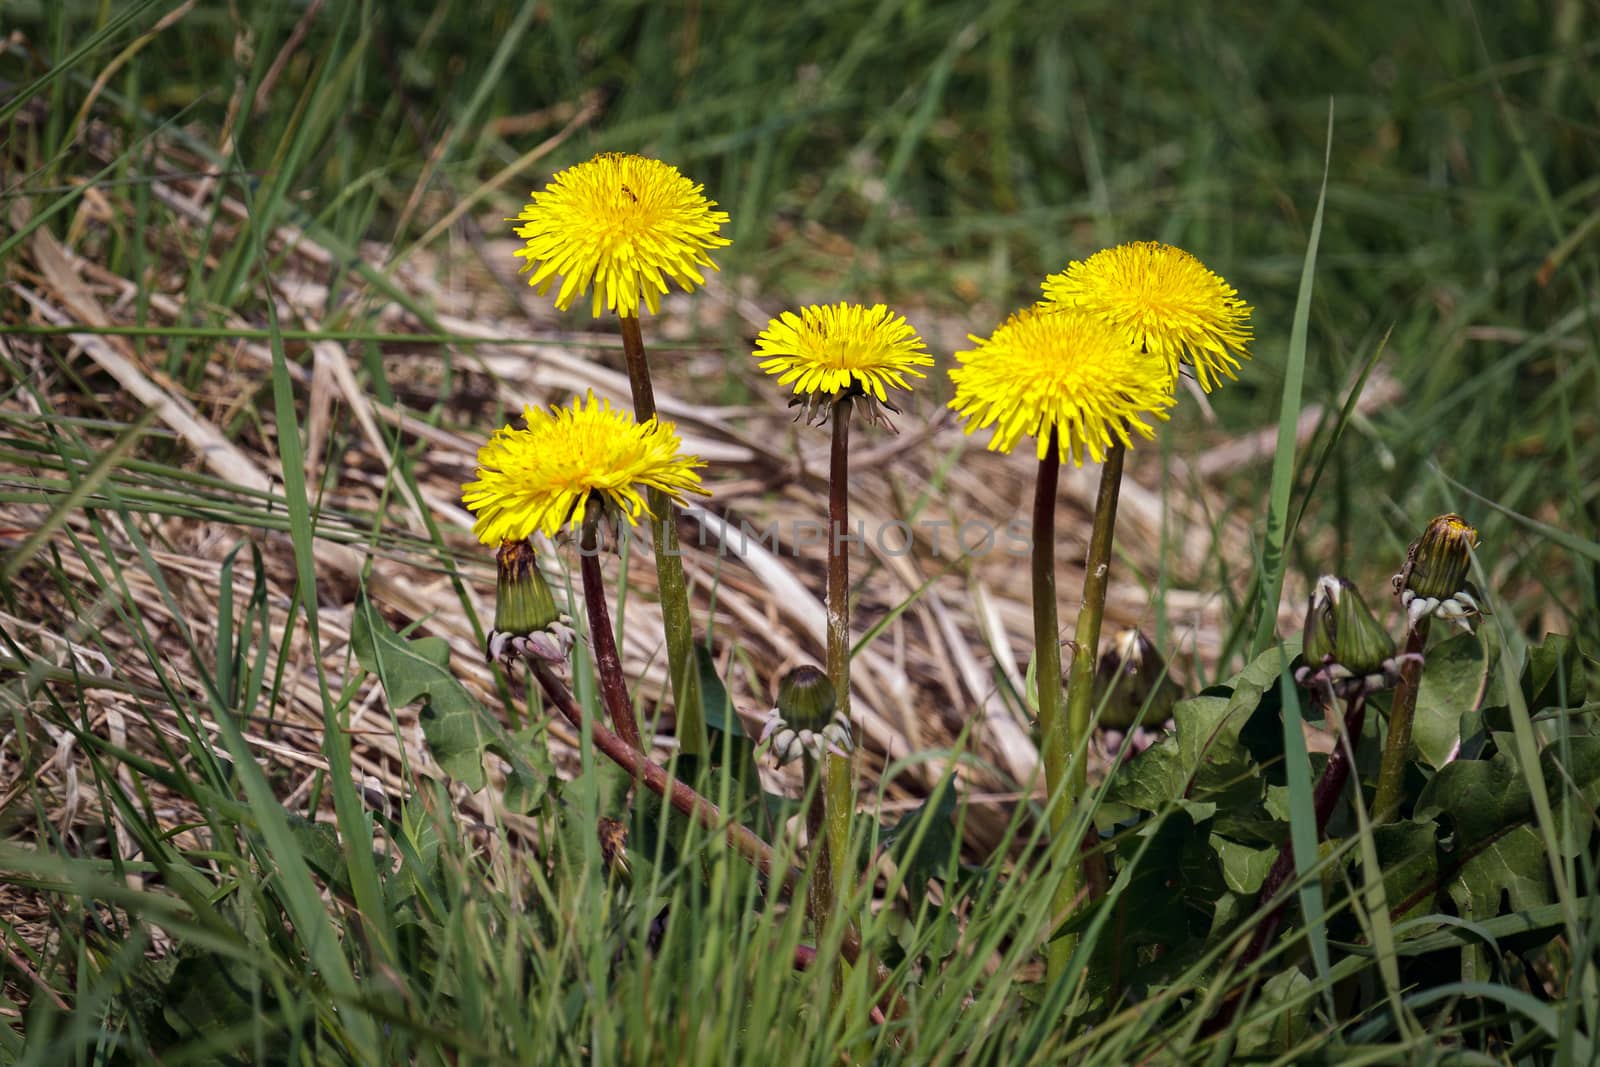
[
  {"left": 1043, "top": 241, "right": 1253, "bottom": 392},
  {"left": 948, "top": 305, "right": 1175, "bottom": 464},
  {"left": 753, "top": 302, "right": 931, "bottom": 429},
  {"left": 511, "top": 152, "right": 730, "bottom": 318},
  {"left": 462, "top": 391, "right": 709, "bottom": 545}
]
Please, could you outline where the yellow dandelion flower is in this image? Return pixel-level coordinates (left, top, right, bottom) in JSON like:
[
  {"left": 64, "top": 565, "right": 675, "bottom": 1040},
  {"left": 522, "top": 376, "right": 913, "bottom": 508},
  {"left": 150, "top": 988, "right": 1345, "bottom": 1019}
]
[
  {"left": 512, "top": 153, "right": 731, "bottom": 318},
  {"left": 1042, "top": 241, "right": 1252, "bottom": 391},
  {"left": 462, "top": 392, "right": 709, "bottom": 545},
  {"left": 948, "top": 305, "right": 1175, "bottom": 465},
  {"left": 753, "top": 302, "right": 932, "bottom": 402}
]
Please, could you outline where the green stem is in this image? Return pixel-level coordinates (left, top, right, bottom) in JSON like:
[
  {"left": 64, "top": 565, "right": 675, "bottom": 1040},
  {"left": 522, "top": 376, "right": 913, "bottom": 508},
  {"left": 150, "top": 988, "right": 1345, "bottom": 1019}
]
[
  {"left": 618, "top": 314, "right": 705, "bottom": 757},
  {"left": 1057, "top": 441, "right": 1127, "bottom": 980},
  {"left": 1032, "top": 435, "right": 1071, "bottom": 984},
  {"left": 1067, "top": 443, "right": 1125, "bottom": 798},
  {"left": 824, "top": 397, "right": 856, "bottom": 919},
  {"left": 1373, "top": 619, "right": 1430, "bottom": 822}
]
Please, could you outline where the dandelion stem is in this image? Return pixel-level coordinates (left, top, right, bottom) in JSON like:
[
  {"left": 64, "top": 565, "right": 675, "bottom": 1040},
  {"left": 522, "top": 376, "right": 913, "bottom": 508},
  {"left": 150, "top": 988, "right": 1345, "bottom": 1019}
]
[
  {"left": 1068, "top": 443, "right": 1125, "bottom": 801},
  {"left": 579, "top": 510, "right": 643, "bottom": 752},
  {"left": 803, "top": 754, "right": 837, "bottom": 936},
  {"left": 618, "top": 314, "right": 658, "bottom": 414},
  {"left": 824, "top": 396, "right": 856, "bottom": 920},
  {"left": 1032, "top": 432, "right": 1073, "bottom": 985},
  {"left": 618, "top": 314, "right": 706, "bottom": 758},
  {"left": 1057, "top": 440, "right": 1127, "bottom": 979},
  {"left": 1373, "top": 619, "right": 1430, "bottom": 822}
]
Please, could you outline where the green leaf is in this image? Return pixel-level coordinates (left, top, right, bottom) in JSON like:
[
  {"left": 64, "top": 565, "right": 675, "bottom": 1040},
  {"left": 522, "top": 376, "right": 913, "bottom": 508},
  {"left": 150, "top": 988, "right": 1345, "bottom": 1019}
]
[
  {"left": 1448, "top": 823, "right": 1553, "bottom": 923},
  {"left": 1107, "top": 644, "right": 1288, "bottom": 814},
  {"left": 1366, "top": 819, "right": 1438, "bottom": 924},
  {"left": 351, "top": 593, "right": 550, "bottom": 813},
  {"left": 1208, "top": 833, "right": 1274, "bottom": 895},
  {"left": 501, "top": 724, "right": 556, "bottom": 815},
  {"left": 162, "top": 950, "right": 283, "bottom": 1053},
  {"left": 697, "top": 642, "right": 745, "bottom": 739},
  {"left": 1411, "top": 632, "right": 1488, "bottom": 769},
  {"left": 1333, "top": 900, "right": 1578, "bottom": 957},
  {"left": 693, "top": 644, "right": 763, "bottom": 802},
  {"left": 285, "top": 813, "right": 350, "bottom": 897},
  {"left": 351, "top": 595, "right": 492, "bottom": 790},
  {"left": 1250, "top": 101, "right": 1332, "bottom": 657},
  {"left": 1237, "top": 966, "right": 1313, "bottom": 1056},
  {"left": 1415, "top": 736, "right": 1600, "bottom": 849},
  {"left": 1523, "top": 632, "right": 1588, "bottom": 711}
]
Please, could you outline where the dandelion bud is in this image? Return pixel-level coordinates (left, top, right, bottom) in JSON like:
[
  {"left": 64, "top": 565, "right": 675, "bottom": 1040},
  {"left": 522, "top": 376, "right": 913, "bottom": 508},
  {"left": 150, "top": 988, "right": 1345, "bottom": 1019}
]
[
  {"left": 1299, "top": 575, "right": 1403, "bottom": 695},
  {"left": 1398, "top": 513, "right": 1478, "bottom": 601},
  {"left": 1303, "top": 575, "right": 1394, "bottom": 675},
  {"left": 496, "top": 539, "right": 558, "bottom": 634},
  {"left": 1092, "top": 627, "right": 1181, "bottom": 731},
  {"left": 758, "top": 665, "right": 853, "bottom": 767},
  {"left": 777, "top": 665, "right": 837, "bottom": 728},
  {"left": 487, "top": 539, "right": 574, "bottom": 664}
]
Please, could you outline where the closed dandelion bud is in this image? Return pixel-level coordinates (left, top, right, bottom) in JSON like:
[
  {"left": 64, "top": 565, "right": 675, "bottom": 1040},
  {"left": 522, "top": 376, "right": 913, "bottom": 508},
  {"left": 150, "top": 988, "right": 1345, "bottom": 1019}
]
[
  {"left": 1303, "top": 576, "right": 1395, "bottom": 674},
  {"left": 496, "top": 539, "right": 559, "bottom": 636},
  {"left": 1399, "top": 513, "right": 1478, "bottom": 601},
  {"left": 777, "top": 665, "right": 836, "bottom": 729},
  {"left": 1393, "top": 513, "right": 1484, "bottom": 630},
  {"left": 1093, "top": 627, "right": 1180, "bottom": 731},
  {"left": 759, "top": 665, "right": 853, "bottom": 767},
  {"left": 487, "top": 539, "right": 574, "bottom": 665},
  {"left": 1299, "top": 575, "right": 1402, "bottom": 695}
]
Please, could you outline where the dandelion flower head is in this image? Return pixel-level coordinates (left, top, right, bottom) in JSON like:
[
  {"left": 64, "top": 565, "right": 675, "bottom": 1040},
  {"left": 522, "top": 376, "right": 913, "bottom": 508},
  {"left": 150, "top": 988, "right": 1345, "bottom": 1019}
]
[
  {"left": 948, "top": 305, "right": 1175, "bottom": 465},
  {"left": 462, "top": 391, "right": 708, "bottom": 544},
  {"left": 1043, "top": 241, "right": 1252, "bottom": 391},
  {"left": 753, "top": 302, "right": 932, "bottom": 403},
  {"left": 512, "top": 152, "right": 731, "bottom": 318}
]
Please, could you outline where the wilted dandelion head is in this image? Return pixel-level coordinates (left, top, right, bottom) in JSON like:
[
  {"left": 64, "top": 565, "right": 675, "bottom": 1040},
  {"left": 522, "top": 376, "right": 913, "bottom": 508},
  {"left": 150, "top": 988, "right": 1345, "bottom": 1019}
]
[
  {"left": 948, "top": 305, "right": 1174, "bottom": 465},
  {"left": 1043, "top": 241, "right": 1252, "bottom": 392},
  {"left": 462, "top": 391, "right": 708, "bottom": 544},
  {"left": 511, "top": 152, "right": 730, "bottom": 318}
]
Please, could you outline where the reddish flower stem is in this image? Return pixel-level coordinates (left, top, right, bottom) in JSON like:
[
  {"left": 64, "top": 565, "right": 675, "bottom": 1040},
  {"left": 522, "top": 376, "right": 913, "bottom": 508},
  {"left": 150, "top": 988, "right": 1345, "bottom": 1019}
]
[{"left": 579, "top": 514, "right": 642, "bottom": 752}]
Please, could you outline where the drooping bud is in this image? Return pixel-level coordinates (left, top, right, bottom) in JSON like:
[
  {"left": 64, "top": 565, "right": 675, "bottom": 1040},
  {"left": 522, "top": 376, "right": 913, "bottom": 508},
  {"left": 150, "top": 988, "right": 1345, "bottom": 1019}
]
[
  {"left": 1303, "top": 575, "right": 1394, "bottom": 674},
  {"left": 1092, "top": 627, "right": 1181, "bottom": 731},
  {"left": 1394, "top": 513, "right": 1482, "bottom": 629},
  {"left": 487, "top": 539, "right": 574, "bottom": 664},
  {"left": 496, "top": 538, "right": 559, "bottom": 635},
  {"left": 1299, "top": 575, "right": 1403, "bottom": 695},
  {"left": 758, "top": 665, "right": 853, "bottom": 767}
]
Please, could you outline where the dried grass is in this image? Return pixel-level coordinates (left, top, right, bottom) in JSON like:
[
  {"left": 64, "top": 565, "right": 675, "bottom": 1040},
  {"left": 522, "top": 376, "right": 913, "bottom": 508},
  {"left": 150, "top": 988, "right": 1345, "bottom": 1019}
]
[{"left": 0, "top": 121, "right": 1398, "bottom": 1001}]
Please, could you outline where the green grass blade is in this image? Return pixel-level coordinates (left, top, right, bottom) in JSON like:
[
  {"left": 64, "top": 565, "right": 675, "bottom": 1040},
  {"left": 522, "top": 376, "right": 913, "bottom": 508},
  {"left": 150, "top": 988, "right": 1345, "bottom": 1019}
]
[{"left": 1250, "top": 101, "right": 1332, "bottom": 657}]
